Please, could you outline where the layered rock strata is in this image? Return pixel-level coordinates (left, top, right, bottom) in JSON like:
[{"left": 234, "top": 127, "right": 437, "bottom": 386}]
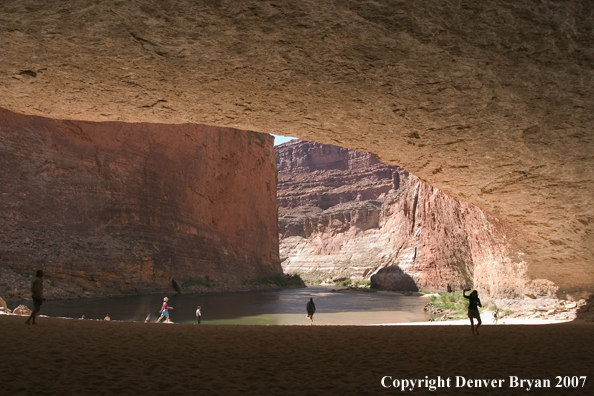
[
  {"left": 278, "top": 140, "right": 555, "bottom": 298},
  {"left": 0, "top": 108, "right": 281, "bottom": 298}
]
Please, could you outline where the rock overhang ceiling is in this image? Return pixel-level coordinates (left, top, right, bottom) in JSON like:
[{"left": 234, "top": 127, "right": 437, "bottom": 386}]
[{"left": 1, "top": 0, "right": 593, "bottom": 297}]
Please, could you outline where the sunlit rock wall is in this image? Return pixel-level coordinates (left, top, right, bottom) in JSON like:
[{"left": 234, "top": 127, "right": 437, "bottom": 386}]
[
  {"left": 0, "top": 108, "right": 281, "bottom": 298},
  {"left": 277, "top": 140, "right": 556, "bottom": 298},
  {"left": 371, "top": 175, "right": 556, "bottom": 298}
]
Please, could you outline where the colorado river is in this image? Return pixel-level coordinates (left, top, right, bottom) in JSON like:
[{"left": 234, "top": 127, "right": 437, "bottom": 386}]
[{"left": 10, "top": 285, "right": 432, "bottom": 325}]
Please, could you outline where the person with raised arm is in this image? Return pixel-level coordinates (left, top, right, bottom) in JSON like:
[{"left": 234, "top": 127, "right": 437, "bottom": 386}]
[{"left": 463, "top": 288, "right": 482, "bottom": 335}]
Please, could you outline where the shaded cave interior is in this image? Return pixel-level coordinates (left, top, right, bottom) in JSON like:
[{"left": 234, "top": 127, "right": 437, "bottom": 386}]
[{"left": 1, "top": 0, "right": 593, "bottom": 303}]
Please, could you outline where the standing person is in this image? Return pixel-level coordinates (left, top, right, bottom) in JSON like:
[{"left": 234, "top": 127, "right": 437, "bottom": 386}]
[
  {"left": 196, "top": 306, "right": 202, "bottom": 324},
  {"left": 25, "top": 270, "right": 44, "bottom": 325},
  {"left": 156, "top": 297, "right": 173, "bottom": 323},
  {"left": 306, "top": 297, "right": 316, "bottom": 326},
  {"left": 492, "top": 309, "right": 499, "bottom": 324},
  {"left": 463, "top": 288, "right": 482, "bottom": 335}
]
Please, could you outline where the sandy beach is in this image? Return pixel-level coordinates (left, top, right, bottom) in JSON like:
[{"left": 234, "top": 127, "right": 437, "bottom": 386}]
[{"left": 1, "top": 314, "right": 592, "bottom": 396}]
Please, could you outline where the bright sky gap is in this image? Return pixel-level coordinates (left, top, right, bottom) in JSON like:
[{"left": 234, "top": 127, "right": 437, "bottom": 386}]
[{"left": 272, "top": 134, "right": 297, "bottom": 146}]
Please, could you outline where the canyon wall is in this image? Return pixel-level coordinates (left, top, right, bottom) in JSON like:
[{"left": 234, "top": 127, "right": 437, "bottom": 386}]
[
  {"left": 278, "top": 140, "right": 556, "bottom": 298},
  {"left": 0, "top": 108, "right": 281, "bottom": 298}
]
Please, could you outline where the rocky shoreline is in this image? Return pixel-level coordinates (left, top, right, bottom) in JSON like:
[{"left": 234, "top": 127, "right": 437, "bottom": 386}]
[
  {"left": 424, "top": 295, "right": 594, "bottom": 323},
  {"left": 305, "top": 284, "right": 594, "bottom": 323}
]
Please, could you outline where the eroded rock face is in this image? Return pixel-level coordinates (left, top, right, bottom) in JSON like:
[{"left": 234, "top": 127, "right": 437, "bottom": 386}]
[
  {"left": 0, "top": 108, "right": 280, "bottom": 297},
  {"left": 277, "top": 140, "right": 404, "bottom": 211},
  {"left": 12, "top": 305, "right": 31, "bottom": 315},
  {"left": 0, "top": 297, "right": 8, "bottom": 312},
  {"left": 278, "top": 140, "right": 556, "bottom": 298},
  {"left": 0, "top": 1, "right": 592, "bottom": 297}
]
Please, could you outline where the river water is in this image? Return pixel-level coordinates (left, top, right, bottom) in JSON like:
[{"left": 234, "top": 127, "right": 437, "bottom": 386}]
[{"left": 11, "top": 285, "right": 431, "bottom": 325}]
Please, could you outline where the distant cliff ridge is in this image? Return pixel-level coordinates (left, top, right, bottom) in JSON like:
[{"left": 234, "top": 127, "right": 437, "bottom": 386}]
[
  {"left": 276, "top": 140, "right": 406, "bottom": 211},
  {"left": 277, "top": 140, "right": 556, "bottom": 298},
  {"left": 0, "top": 108, "right": 281, "bottom": 299}
]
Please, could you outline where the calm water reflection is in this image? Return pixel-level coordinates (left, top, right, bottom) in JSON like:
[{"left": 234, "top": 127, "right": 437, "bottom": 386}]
[{"left": 13, "top": 285, "right": 431, "bottom": 325}]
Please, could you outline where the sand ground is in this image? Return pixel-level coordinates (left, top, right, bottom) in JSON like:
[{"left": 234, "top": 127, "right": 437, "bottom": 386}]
[{"left": 1, "top": 314, "right": 592, "bottom": 395}]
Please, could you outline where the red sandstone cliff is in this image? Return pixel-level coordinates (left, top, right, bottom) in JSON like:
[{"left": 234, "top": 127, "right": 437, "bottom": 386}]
[
  {"left": 276, "top": 140, "right": 405, "bottom": 211},
  {"left": 277, "top": 140, "right": 555, "bottom": 298},
  {"left": 0, "top": 108, "right": 281, "bottom": 298}
]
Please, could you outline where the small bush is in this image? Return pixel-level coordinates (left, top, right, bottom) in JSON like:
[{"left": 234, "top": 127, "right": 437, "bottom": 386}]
[
  {"left": 334, "top": 278, "right": 352, "bottom": 287},
  {"left": 330, "top": 278, "right": 372, "bottom": 288},
  {"left": 429, "top": 291, "right": 471, "bottom": 318},
  {"left": 245, "top": 273, "right": 305, "bottom": 288}
]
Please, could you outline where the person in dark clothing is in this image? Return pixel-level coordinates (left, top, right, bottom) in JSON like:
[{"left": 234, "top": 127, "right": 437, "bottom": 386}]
[
  {"left": 463, "top": 288, "right": 482, "bottom": 335},
  {"left": 25, "top": 270, "right": 43, "bottom": 325},
  {"left": 306, "top": 298, "right": 316, "bottom": 325}
]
